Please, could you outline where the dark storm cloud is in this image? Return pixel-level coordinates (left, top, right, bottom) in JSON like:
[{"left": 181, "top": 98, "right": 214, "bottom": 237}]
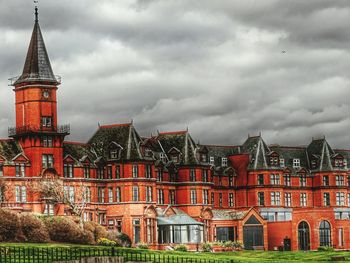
[{"left": 0, "top": 0, "right": 349, "bottom": 148}]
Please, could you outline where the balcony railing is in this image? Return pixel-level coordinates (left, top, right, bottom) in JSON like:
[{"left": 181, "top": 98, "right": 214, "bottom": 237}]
[
  {"left": 8, "top": 75, "right": 62, "bottom": 86},
  {"left": 8, "top": 124, "right": 70, "bottom": 137}
]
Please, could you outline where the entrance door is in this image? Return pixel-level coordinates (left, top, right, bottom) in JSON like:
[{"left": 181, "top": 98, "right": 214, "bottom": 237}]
[
  {"left": 284, "top": 238, "right": 291, "bottom": 251},
  {"left": 298, "top": 221, "right": 310, "bottom": 251},
  {"left": 243, "top": 215, "right": 264, "bottom": 250}
]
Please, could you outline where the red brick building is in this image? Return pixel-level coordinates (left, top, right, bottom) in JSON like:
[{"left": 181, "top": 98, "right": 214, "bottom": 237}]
[{"left": 1, "top": 8, "right": 350, "bottom": 251}]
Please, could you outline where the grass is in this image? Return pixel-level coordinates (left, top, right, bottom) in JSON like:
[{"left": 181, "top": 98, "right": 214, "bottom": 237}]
[{"left": 0, "top": 243, "right": 349, "bottom": 262}]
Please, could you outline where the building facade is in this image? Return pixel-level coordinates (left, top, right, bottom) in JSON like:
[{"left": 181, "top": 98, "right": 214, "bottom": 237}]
[{"left": 1, "top": 9, "right": 350, "bottom": 251}]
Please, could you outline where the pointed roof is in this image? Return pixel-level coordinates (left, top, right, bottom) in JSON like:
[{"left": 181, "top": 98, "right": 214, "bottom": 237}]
[
  {"left": 307, "top": 138, "right": 334, "bottom": 171},
  {"left": 14, "top": 7, "right": 58, "bottom": 85},
  {"left": 242, "top": 135, "right": 270, "bottom": 170}
]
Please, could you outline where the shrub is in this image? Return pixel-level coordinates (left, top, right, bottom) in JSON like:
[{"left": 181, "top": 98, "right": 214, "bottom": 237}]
[
  {"left": 43, "top": 216, "right": 93, "bottom": 244},
  {"left": 317, "top": 246, "right": 334, "bottom": 252},
  {"left": 223, "top": 241, "right": 234, "bottom": 248},
  {"left": 107, "top": 231, "right": 132, "bottom": 247},
  {"left": 97, "top": 237, "right": 116, "bottom": 246},
  {"left": 0, "top": 209, "right": 20, "bottom": 242},
  {"left": 211, "top": 241, "right": 224, "bottom": 247},
  {"left": 174, "top": 244, "right": 188, "bottom": 252},
  {"left": 84, "top": 221, "right": 108, "bottom": 243},
  {"left": 201, "top": 242, "right": 212, "bottom": 252},
  {"left": 233, "top": 240, "right": 244, "bottom": 250},
  {"left": 20, "top": 214, "right": 50, "bottom": 243},
  {"left": 137, "top": 242, "right": 149, "bottom": 249}
]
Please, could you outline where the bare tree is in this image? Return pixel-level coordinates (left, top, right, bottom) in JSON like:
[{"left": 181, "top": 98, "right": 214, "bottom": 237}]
[{"left": 30, "top": 175, "right": 89, "bottom": 227}]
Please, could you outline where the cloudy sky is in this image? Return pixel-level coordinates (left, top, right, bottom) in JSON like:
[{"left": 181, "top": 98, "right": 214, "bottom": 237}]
[{"left": 0, "top": 0, "right": 349, "bottom": 147}]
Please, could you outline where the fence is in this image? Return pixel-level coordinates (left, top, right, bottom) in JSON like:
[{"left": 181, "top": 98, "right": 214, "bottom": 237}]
[{"left": 0, "top": 247, "right": 235, "bottom": 263}]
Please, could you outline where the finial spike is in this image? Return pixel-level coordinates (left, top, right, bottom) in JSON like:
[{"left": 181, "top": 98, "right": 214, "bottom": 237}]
[{"left": 34, "top": 1, "right": 39, "bottom": 22}]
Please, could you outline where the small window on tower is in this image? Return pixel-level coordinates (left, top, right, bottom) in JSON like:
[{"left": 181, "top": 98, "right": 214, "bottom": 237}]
[
  {"left": 41, "top": 136, "right": 53, "bottom": 147},
  {"left": 41, "top": 116, "right": 52, "bottom": 127},
  {"left": 42, "top": 90, "right": 51, "bottom": 99}
]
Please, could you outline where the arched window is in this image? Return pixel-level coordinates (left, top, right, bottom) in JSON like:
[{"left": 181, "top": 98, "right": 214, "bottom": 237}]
[
  {"left": 298, "top": 221, "right": 310, "bottom": 251},
  {"left": 319, "top": 220, "right": 331, "bottom": 247}
]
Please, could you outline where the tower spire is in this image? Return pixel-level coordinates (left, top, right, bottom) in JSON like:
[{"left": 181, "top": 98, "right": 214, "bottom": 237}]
[{"left": 35, "top": 5, "right": 38, "bottom": 22}]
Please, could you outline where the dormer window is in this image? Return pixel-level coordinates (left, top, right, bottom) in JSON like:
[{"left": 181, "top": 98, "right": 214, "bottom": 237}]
[
  {"left": 344, "top": 159, "right": 347, "bottom": 168},
  {"left": 334, "top": 159, "right": 344, "bottom": 167},
  {"left": 144, "top": 148, "right": 153, "bottom": 157},
  {"left": 270, "top": 157, "right": 279, "bottom": 166},
  {"left": 160, "top": 153, "right": 166, "bottom": 162},
  {"left": 221, "top": 157, "right": 228, "bottom": 167},
  {"left": 280, "top": 158, "right": 285, "bottom": 167},
  {"left": 201, "top": 154, "right": 207, "bottom": 163},
  {"left": 171, "top": 155, "right": 179, "bottom": 163},
  {"left": 293, "top": 158, "right": 300, "bottom": 168},
  {"left": 110, "top": 150, "right": 119, "bottom": 159},
  {"left": 108, "top": 142, "right": 123, "bottom": 160},
  {"left": 311, "top": 159, "right": 317, "bottom": 169},
  {"left": 209, "top": 156, "right": 215, "bottom": 166}
]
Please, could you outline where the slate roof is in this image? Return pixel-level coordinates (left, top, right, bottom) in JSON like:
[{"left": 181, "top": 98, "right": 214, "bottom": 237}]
[
  {"left": 204, "top": 145, "right": 239, "bottom": 167},
  {"left": 14, "top": 9, "right": 58, "bottom": 85},
  {"left": 63, "top": 142, "right": 96, "bottom": 166},
  {"left": 88, "top": 123, "right": 144, "bottom": 161},
  {"left": 269, "top": 146, "right": 309, "bottom": 173},
  {"left": 241, "top": 136, "right": 270, "bottom": 170},
  {"left": 306, "top": 138, "right": 334, "bottom": 171},
  {"left": 0, "top": 139, "right": 24, "bottom": 162},
  {"left": 156, "top": 131, "right": 198, "bottom": 165}
]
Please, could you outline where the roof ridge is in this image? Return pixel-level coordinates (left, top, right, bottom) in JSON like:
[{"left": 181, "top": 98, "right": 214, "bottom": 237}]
[
  {"left": 159, "top": 130, "right": 187, "bottom": 135},
  {"left": 204, "top": 144, "right": 240, "bottom": 148},
  {"left": 64, "top": 141, "right": 90, "bottom": 146},
  {"left": 100, "top": 123, "right": 132, "bottom": 129}
]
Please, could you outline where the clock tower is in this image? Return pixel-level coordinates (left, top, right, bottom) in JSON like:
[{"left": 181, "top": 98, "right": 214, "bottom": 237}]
[{"left": 9, "top": 7, "right": 69, "bottom": 177}]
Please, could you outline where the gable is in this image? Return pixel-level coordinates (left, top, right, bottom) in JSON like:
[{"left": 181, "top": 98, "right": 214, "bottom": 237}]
[
  {"left": 12, "top": 153, "right": 29, "bottom": 163},
  {"left": 245, "top": 215, "right": 262, "bottom": 225}
]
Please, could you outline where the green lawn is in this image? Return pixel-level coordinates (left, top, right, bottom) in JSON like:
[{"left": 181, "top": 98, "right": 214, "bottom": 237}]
[{"left": 0, "top": 243, "right": 349, "bottom": 262}]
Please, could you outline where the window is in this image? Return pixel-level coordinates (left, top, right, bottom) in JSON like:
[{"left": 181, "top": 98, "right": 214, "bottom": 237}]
[
  {"left": 190, "top": 189, "right": 197, "bottom": 204},
  {"left": 257, "top": 174, "right": 264, "bottom": 185},
  {"left": 284, "top": 174, "right": 291, "bottom": 186},
  {"left": 293, "top": 158, "right": 300, "bottom": 168},
  {"left": 300, "top": 193, "right": 307, "bottom": 207},
  {"left": 146, "top": 218, "right": 154, "bottom": 243},
  {"left": 203, "top": 190, "right": 209, "bottom": 205},
  {"left": 209, "top": 156, "right": 215, "bottom": 166},
  {"left": 201, "top": 154, "right": 207, "bottom": 163},
  {"left": 169, "top": 190, "right": 176, "bottom": 205},
  {"left": 339, "top": 228, "right": 344, "bottom": 247},
  {"left": 41, "top": 136, "right": 53, "bottom": 147},
  {"left": 107, "top": 166, "right": 112, "bottom": 179},
  {"left": 109, "top": 149, "right": 119, "bottom": 159},
  {"left": 84, "top": 187, "right": 91, "bottom": 203},
  {"left": 258, "top": 192, "right": 265, "bottom": 206},
  {"left": 15, "top": 185, "right": 26, "bottom": 203},
  {"left": 97, "top": 167, "right": 104, "bottom": 179},
  {"left": 44, "top": 203, "right": 54, "bottom": 216},
  {"left": 116, "top": 187, "right": 121, "bottom": 203},
  {"left": 324, "top": 193, "right": 330, "bottom": 206},
  {"left": 98, "top": 213, "right": 106, "bottom": 225},
  {"left": 348, "top": 176, "right": 350, "bottom": 187},
  {"left": 63, "top": 163, "right": 73, "bottom": 178},
  {"left": 157, "top": 169, "right": 163, "bottom": 182},
  {"left": 323, "top": 175, "right": 329, "bottom": 186},
  {"left": 221, "top": 158, "right": 228, "bottom": 167},
  {"left": 133, "top": 219, "right": 141, "bottom": 244},
  {"left": 157, "top": 189, "right": 164, "bottom": 204},
  {"left": 64, "top": 186, "right": 75, "bottom": 203},
  {"left": 132, "top": 186, "right": 139, "bottom": 202},
  {"left": 171, "top": 155, "right": 179, "bottom": 163},
  {"left": 42, "top": 154, "right": 54, "bottom": 169},
  {"left": 299, "top": 175, "right": 306, "bottom": 187},
  {"left": 115, "top": 165, "right": 121, "bottom": 179},
  {"left": 271, "top": 192, "right": 281, "bottom": 206},
  {"left": 219, "top": 193, "right": 223, "bottom": 207},
  {"left": 145, "top": 164, "right": 152, "bottom": 178},
  {"left": 334, "top": 159, "right": 343, "bottom": 167},
  {"left": 319, "top": 221, "right": 331, "bottom": 247},
  {"left": 280, "top": 158, "right": 285, "bottom": 167},
  {"left": 229, "top": 193, "right": 234, "bottom": 207},
  {"left": 108, "top": 187, "right": 113, "bottom": 203},
  {"left": 98, "top": 187, "right": 104, "bottom": 203},
  {"left": 229, "top": 175, "right": 234, "bottom": 187},
  {"left": 336, "top": 175, "right": 344, "bottom": 186},
  {"left": 261, "top": 211, "right": 292, "bottom": 222},
  {"left": 83, "top": 166, "right": 90, "bottom": 178},
  {"left": 270, "top": 174, "right": 280, "bottom": 185},
  {"left": 202, "top": 170, "right": 208, "bottom": 182},
  {"left": 348, "top": 194, "right": 350, "bottom": 207},
  {"left": 146, "top": 186, "right": 153, "bottom": 203},
  {"left": 270, "top": 156, "right": 279, "bottom": 166},
  {"left": 15, "top": 164, "right": 25, "bottom": 177},
  {"left": 0, "top": 165, "right": 3, "bottom": 177},
  {"left": 160, "top": 153, "right": 166, "bottom": 162},
  {"left": 41, "top": 116, "right": 52, "bottom": 127},
  {"left": 116, "top": 219, "right": 122, "bottom": 232},
  {"left": 284, "top": 193, "right": 291, "bottom": 207},
  {"left": 336, "top": 192, "right": 345, "bottom": 206},
  {"left": 190, "top": 169, "right": 196, "bottom": 181},
  {"left": 132, "top": 165, "right": 138, "bottom": 178},
  {"left": 211, "top": 192, "right": 215, "bottom": 205}
]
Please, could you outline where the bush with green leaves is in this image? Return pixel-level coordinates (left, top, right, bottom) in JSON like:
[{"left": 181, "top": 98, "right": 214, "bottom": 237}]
[
  {"left": 201, "top": 242, "right": 212, "bottom": 252},
  {"left": 137, "top": 242, "right": 149, "bottom": 249},
  {"left": 107, "top": 231, "right": 132, "bottom": 247},
  {"left": 174, "top": 244, "right": 188, "bottom": 252},
  {"left": 97, "top": 237, "right": 117, "bottom": 246},
  {"left": 317, "top": 246, "right": 334, "bottom": 252}
]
